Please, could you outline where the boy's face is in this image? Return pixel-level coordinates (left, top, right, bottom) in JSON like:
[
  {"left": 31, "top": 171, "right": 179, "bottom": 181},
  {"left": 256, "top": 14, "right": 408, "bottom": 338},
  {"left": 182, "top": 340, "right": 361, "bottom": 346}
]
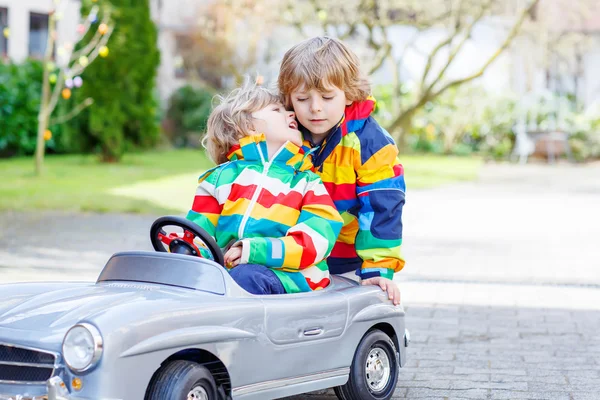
[
  {"left": 290, "top": 84, "right": 351, "bottom": 143},
  {"left": 251, "top": 102, "right": 303, "bottom": 149}
]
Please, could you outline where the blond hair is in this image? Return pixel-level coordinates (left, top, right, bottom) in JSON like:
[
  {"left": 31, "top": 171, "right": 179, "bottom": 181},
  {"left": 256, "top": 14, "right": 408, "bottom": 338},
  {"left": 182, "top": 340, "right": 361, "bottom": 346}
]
[
  {"left": 203, "top": 81, "right": 280, "bottom": 164},
  {"left": 278, "top": 36, "right": 371, "bottom": 109}
]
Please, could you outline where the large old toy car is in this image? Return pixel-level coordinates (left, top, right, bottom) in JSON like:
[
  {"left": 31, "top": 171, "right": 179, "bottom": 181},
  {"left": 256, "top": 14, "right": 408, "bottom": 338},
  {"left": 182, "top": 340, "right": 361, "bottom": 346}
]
[{"left": 0, "top": 216, "right": 409, "bottom": 400}]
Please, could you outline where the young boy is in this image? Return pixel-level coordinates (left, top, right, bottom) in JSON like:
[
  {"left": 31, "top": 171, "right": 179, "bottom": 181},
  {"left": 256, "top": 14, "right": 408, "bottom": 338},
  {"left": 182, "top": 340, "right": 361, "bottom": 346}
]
[
  {"left": 278, "top": 36, "right": 406, "bottom": 305},
  {"left": 186, "top": 82, "right": 343, "bottom": 295}
]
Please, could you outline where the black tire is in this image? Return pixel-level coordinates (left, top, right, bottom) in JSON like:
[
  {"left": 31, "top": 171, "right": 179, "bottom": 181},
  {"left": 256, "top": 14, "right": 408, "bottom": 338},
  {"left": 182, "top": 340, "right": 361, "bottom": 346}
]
[
  {"left": 334, "top": 329, "right": 399, "bottom": 400},
  {"left": 146, "top": 360, "right": 218, "bottom": 400}
]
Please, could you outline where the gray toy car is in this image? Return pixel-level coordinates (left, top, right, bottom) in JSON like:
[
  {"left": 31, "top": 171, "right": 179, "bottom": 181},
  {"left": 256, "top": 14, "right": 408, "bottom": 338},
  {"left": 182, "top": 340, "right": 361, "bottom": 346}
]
[{"left": 0, "top": 216, "right": 409, "bottom": 400}]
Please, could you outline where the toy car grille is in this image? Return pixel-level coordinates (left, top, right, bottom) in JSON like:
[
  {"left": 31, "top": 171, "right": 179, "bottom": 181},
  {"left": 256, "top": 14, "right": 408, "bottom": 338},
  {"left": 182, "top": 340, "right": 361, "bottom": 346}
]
[{"left": 0, "top": 344, "right": 56, "bottom": 383}]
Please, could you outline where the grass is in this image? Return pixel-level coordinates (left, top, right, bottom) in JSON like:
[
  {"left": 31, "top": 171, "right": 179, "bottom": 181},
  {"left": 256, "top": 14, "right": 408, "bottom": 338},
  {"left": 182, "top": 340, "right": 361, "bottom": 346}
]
[{"left": 0, "top": 150, "right": 482, "bottom": 214}]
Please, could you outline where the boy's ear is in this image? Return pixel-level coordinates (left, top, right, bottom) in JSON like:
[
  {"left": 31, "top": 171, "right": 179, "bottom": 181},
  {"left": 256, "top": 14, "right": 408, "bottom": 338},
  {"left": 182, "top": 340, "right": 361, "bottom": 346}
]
[{"left": 346, "top": 99, "right": 353, "bottom": 106}]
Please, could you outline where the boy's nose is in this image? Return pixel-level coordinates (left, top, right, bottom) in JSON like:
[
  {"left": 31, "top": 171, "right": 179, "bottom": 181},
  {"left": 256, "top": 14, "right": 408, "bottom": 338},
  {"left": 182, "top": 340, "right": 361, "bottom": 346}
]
[
  {"left": 287, "top": 110, "right": 295, "bottom": 119},
  {"left": 310, "top": 100, "right": 322, "bottom": 113}
]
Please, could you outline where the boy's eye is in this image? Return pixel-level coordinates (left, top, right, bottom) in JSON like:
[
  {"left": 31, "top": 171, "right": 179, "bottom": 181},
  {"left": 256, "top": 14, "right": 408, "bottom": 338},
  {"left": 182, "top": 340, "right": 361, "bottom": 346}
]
[
  {"left": 272, "top": 107, "right": 280, "bottom": 112},
  {"left": 323, "top": 96, "right": 334, "bottom": 100},
  {"left": 296, "top": 98, "right": 308, "bottom": 102}
]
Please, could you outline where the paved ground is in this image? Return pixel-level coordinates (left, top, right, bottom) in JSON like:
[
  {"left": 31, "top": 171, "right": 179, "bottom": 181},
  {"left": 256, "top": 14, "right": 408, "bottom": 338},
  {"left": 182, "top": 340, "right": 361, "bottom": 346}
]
[{"left": 1, "top": 162, "right": 599, "bottom": 399}]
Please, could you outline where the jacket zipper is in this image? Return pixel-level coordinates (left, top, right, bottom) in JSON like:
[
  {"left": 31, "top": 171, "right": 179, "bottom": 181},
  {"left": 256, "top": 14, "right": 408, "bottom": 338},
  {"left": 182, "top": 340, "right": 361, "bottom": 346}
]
[{"left": 237, "top": 145, "right": 280, "bottom": 239}]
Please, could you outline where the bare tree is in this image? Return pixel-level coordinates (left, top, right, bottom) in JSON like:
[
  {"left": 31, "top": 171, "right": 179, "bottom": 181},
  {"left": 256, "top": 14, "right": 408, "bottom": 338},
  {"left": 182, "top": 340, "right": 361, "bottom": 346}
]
[
  {"left": 35, "top": 2, "right": 113, "bottom": 175},
  {"left": 279, "top": 0, "right": 540, "bottom": 147}
]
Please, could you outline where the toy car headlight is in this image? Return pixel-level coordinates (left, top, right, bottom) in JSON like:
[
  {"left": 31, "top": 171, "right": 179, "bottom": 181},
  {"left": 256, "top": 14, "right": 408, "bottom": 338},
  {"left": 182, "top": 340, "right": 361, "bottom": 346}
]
[{"left": 62, "top": 323, "right": 103, "bottom": 372}]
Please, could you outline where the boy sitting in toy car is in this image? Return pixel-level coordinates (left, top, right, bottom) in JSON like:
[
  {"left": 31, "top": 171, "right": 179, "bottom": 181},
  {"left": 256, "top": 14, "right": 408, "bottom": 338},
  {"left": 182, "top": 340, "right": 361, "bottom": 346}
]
[{"left": 186, "top": 81, "right": 343, "bottom": 295}]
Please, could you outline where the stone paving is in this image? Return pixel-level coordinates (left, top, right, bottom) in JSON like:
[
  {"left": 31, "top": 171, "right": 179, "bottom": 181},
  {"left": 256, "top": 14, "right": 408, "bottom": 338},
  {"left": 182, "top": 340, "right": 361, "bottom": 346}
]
[{"left": 1, "top": 162, "right": 599, "bottom": 399}]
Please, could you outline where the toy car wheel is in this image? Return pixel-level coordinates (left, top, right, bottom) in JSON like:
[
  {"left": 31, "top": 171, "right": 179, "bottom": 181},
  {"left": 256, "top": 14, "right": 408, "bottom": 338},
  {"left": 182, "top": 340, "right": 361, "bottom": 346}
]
[
  {"left": 334, "top": 329, "right": 399, "bottom": 400},
  {"left": 146, "top": 360, "right": 218, "bottom": 400}
]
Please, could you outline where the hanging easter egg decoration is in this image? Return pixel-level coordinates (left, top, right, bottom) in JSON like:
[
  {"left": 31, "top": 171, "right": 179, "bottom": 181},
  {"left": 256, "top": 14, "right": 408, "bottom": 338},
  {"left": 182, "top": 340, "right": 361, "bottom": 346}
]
[
  {"left": 46, "top": 62, "right": 56, "bottom": 71},
  {"left": 64, "top": 42, "right": 73, "bottom": 51},
  {"left": 77, "top": 24, "right": 85, "bottom": 35},
  {"left": 98, "top": 23, "right": 108, "bottom": 35},
  {"left": 88, "top": 11, "right": 98, "bottom": 23},
  {"left": 317, "top": 9, "right": 327, "bottom": 21},
  {"left": 44, "top": 130, "right": 53, "bottom": 141},
  {"left": 79, "top": 56, "right": 89, "bottom": 67},
  {"left": 61, "top": 88, "right": 72, "bottom": 100},
  {"left": 49, "top": 74, "right": 58, "bottom": 84},
  {"left": 73, "top": 76, "right": 83, "bottom": 88},
  {"left": 3, "top": 28, "right": 9, "bottom": 38},
  {"left": 99, "top": 46, "right": 109, "bottom": 58},
  {"left": 65, "top": 78, "right": 74, "bottom": 89}
]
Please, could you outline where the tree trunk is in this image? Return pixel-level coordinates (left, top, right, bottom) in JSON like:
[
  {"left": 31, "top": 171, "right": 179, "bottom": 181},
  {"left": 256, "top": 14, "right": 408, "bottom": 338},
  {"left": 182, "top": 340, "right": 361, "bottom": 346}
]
[
  {"left": 387, "top": 108, "right": 418, "bottom": 153},
  {"left": 35, "top": 63, "right": 51, "bottom": 175},
  {"left": 34, "top": 14, "right": 55, "bottom": 176}
]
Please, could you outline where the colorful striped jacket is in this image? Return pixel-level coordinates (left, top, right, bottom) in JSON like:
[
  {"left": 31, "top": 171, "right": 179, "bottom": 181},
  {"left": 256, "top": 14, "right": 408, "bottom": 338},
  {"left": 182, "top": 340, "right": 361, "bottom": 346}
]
[
  {"left": 301, "top": 97, "right": 406, "bottom": 280},
  {"left": 186, "top": 134, "right": 344, "bottom": 293}
]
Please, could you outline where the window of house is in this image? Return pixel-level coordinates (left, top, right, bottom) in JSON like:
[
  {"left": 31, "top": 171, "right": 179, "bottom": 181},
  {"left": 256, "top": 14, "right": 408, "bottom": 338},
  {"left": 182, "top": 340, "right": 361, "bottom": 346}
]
[
  {"left": 29, "top": 12, "right": 49, "bottom": 58},
  {"left": 0, "top": 8, "right": 8, "bottom": 57}
]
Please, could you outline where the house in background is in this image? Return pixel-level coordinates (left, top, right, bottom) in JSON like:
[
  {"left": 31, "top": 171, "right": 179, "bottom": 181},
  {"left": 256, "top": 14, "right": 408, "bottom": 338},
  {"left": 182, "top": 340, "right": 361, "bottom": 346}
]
[{"left": 0, "top": 0, "right": 80, "bottom": 62}]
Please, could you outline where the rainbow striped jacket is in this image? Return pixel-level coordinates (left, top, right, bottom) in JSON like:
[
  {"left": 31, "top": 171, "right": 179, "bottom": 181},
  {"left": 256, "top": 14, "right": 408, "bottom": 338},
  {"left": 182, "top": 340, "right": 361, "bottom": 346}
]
[
  {"left": 301, "top": 97, "right": 406, "bottom": 280},
  {"left": 186, "top": 134, "right": 344, "bottom": 293}
]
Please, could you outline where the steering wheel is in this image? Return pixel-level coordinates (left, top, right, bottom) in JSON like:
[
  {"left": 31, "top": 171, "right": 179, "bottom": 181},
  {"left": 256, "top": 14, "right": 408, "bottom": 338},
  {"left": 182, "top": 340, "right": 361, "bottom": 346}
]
[{"left": 150, "top": 216, "right": 225, "bottom": 267}]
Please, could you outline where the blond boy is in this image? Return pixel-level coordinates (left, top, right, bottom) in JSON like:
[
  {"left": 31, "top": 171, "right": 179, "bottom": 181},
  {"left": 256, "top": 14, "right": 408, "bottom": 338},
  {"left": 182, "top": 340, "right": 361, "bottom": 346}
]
[
  {"left": 279, "top": 37, "right": 405, "bottom": 304},
  {"left": 186, "top": 82, "right": 343, "bottom": 294}
]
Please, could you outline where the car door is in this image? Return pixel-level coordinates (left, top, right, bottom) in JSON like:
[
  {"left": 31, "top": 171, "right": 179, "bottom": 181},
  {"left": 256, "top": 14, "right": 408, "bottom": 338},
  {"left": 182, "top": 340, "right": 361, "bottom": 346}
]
[{"left": 260, "top": 286, "right": 349, "bottom": 378}]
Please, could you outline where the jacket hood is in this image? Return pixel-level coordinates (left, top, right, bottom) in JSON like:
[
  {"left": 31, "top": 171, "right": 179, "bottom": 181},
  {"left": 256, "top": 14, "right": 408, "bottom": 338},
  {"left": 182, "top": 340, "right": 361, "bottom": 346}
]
[
  {"left": 226, "top": 134, "right": 314, "bottom": 172},
  {"left": 302, "top": 97, "right": 376, "bottom": 169}
]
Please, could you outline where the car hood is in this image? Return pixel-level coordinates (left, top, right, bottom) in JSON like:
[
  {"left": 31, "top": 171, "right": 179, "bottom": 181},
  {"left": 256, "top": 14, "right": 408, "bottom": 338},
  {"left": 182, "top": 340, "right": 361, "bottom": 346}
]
[{"left": 0, "top": 281, "right": 218, "bottom": 333}]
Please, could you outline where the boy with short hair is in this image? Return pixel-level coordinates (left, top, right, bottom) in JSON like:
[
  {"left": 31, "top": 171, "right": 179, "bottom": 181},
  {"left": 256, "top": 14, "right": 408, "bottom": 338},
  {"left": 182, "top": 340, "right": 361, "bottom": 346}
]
[
  {"left": 278, "top": 36, "right": 406, "bottom": 304},
  {"left": 186, "top": 82, "right": 343, "bottom": 295}
]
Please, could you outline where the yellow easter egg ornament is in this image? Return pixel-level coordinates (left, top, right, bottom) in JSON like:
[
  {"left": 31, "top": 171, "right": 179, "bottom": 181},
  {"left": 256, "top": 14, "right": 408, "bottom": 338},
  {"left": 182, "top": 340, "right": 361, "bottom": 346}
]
[
  {"left": 98, "top": 23, "right": 108, "bottom": 35},
  {"left": 99, "top": 46, "right": 109, "bottom": 58},
  {"left": 79, "top": 56, "right": 89, "bottom": 67},
  {"left": 61, "top": 88, "right": 72, "bottom": 100},
  {"left": 2, "top": 28, "right": 9, "bottom": 38},
  {"left": 49, "top": 74, "right": 57, "bottom": 84},
  {"left": 44, "top": 130, "right": 52, "bottom": 141}
]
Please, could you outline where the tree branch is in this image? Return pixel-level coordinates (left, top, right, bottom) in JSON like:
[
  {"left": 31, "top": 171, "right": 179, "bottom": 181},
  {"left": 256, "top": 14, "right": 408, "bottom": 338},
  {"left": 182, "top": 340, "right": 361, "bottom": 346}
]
[
  {"left": 69, "top": 25, "right": 114, "bottom": 77},
  {"left": 419, "top": 0, "right": 464, "bottom": 90},
  {"left": 422, "top": 0, "right": 493, "bottom": 96},
  {"left": 432, "top": 0, "right": 540, "bottom": 99},
  {"left": 70, "top": 9, "right": 111, "bottom": 62},
  {"left": 49, "top": 98, "right": 94, "bottom": 126}
]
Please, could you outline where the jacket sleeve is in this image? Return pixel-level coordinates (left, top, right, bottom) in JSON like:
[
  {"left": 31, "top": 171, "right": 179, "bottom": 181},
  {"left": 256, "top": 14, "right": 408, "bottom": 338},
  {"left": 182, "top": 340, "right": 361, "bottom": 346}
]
[
  {"left": 185, "top": 167, "right": 223, "bottom": 259},
  {"left": 355, "top": 127, "right": 406, "bottom": 280},
  {"left": 237, "top": 175, "right": 343, "bottom": 271}
]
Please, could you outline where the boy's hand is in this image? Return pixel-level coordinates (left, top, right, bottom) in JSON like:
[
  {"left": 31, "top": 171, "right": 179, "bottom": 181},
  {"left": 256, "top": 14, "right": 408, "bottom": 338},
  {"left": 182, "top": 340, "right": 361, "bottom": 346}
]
[
  {"left": 224, "top": 246, "right": 242, "bottom": 269},
  {"left": 361, "top": 277, "right": 401, "bottom": 306}
]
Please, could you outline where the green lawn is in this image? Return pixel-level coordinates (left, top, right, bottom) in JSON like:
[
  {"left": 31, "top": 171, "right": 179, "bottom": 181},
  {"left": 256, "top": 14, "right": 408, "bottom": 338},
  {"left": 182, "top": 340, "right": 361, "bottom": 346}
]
[{"left": 0, "top": 150, "right": 482, "bottom": 214}]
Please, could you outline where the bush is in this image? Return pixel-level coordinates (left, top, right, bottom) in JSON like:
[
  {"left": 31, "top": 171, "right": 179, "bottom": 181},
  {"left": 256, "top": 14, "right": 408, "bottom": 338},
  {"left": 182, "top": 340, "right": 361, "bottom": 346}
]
[
  {"left": 0, "top": 61, "right": 42, "bottom": 157},
  {"left": 0, "top": 60, "right": 68, "bottom": 157},
  {"left": 164, "top": 85, "right": 214, "bottom": 147}
]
